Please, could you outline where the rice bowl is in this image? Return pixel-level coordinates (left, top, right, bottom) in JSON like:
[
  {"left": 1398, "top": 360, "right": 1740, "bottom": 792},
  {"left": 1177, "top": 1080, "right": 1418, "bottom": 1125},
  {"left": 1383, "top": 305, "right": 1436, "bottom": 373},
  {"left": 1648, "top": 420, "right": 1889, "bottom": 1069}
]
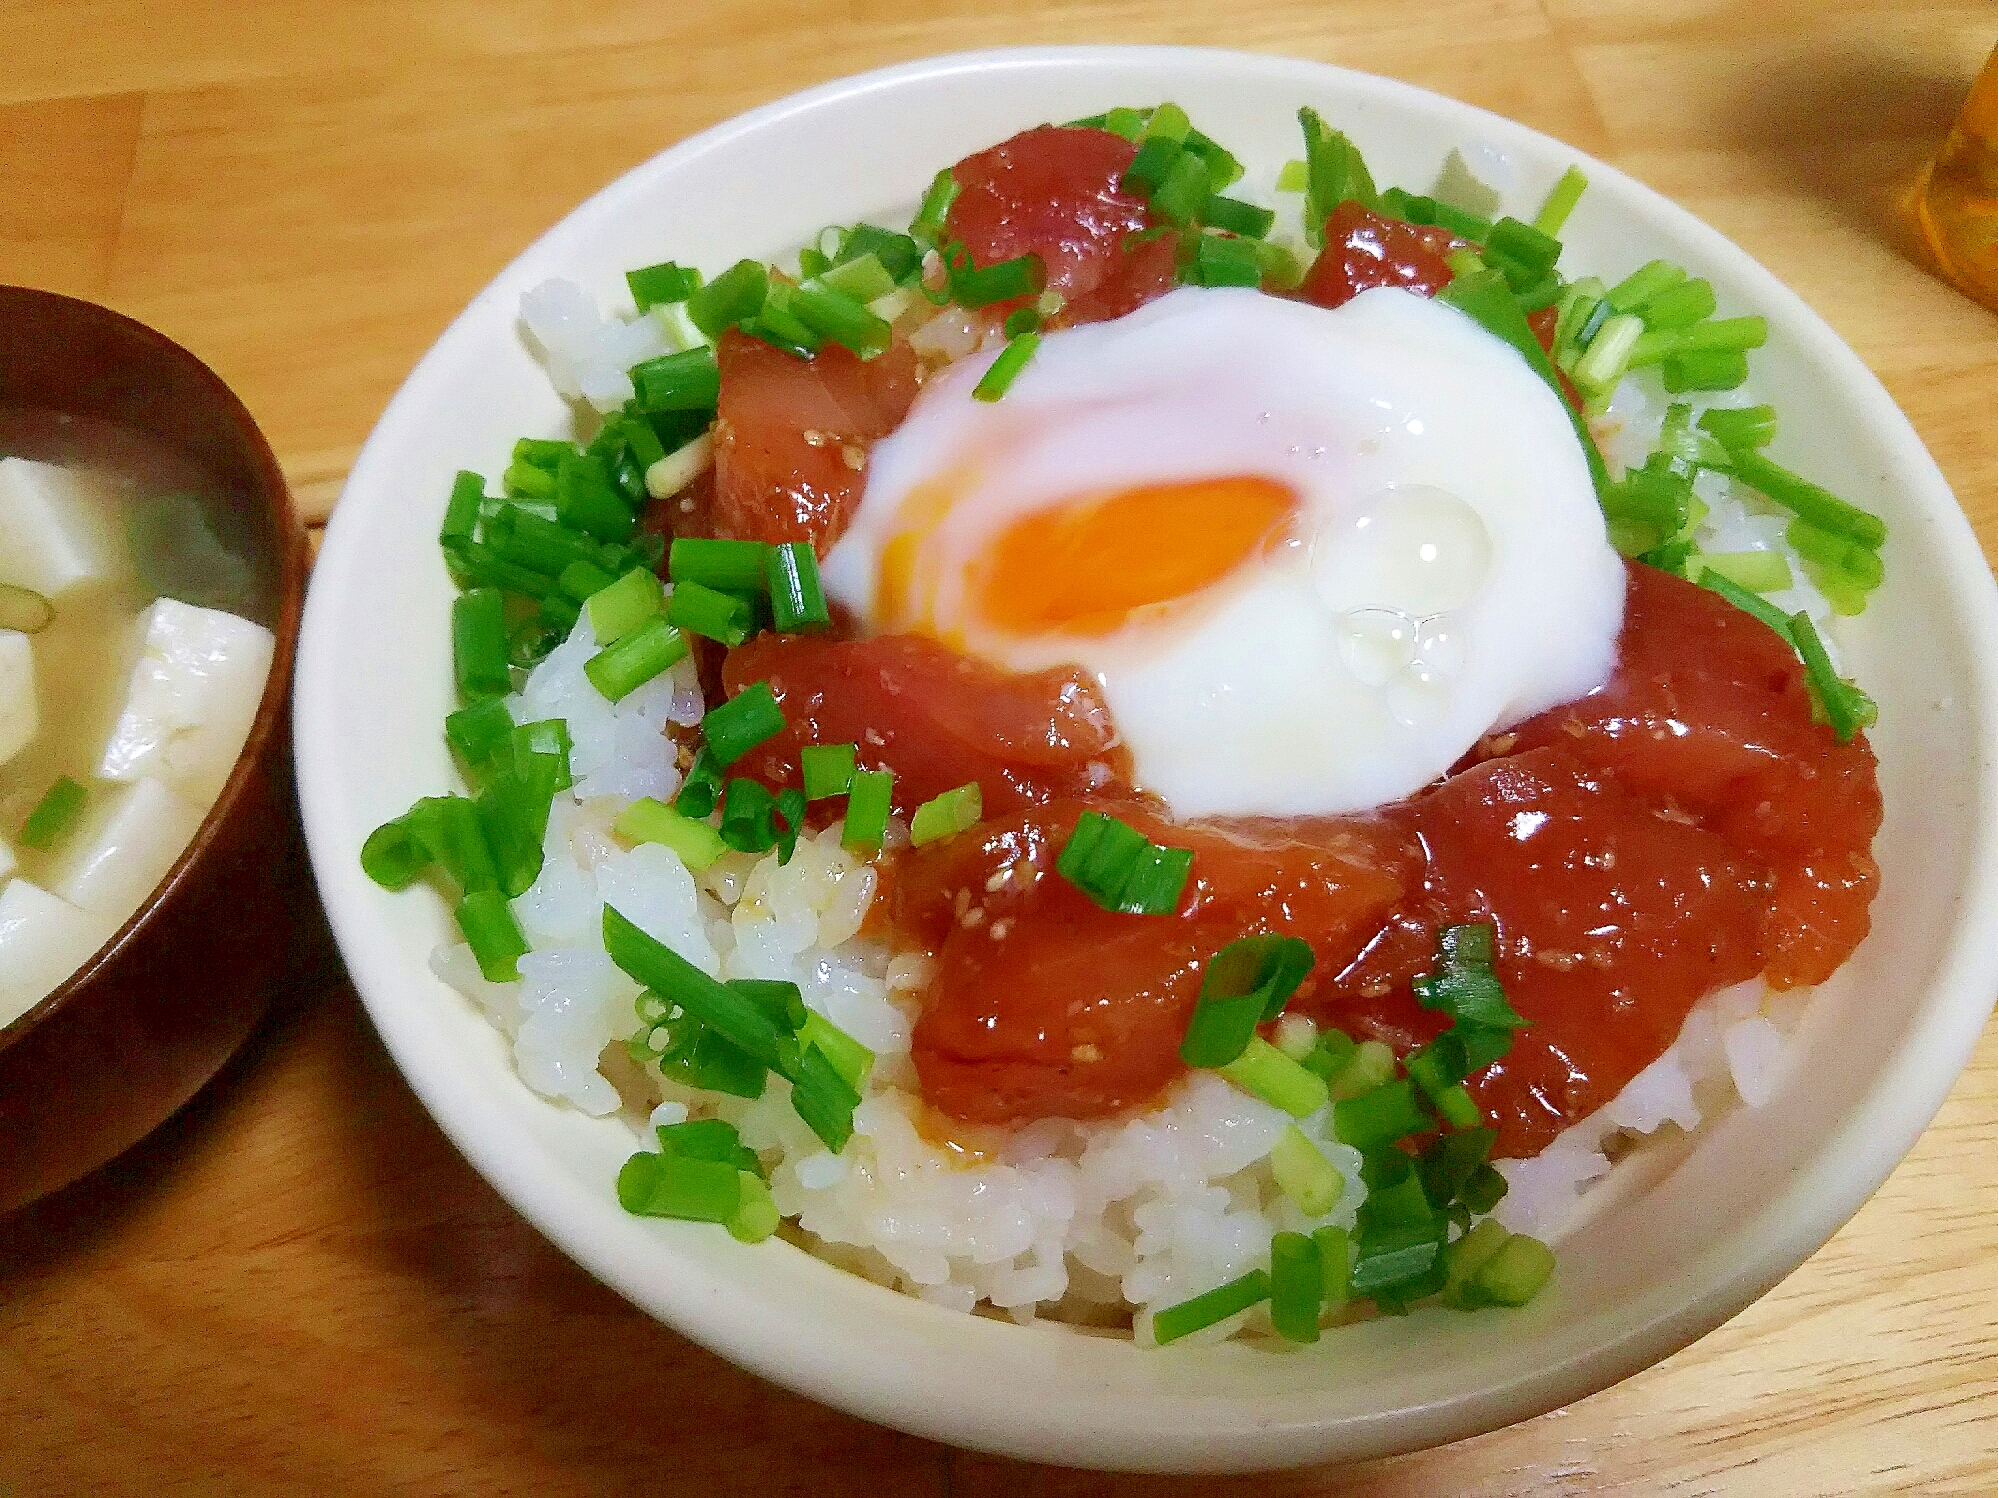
[{"left": 295, "top": 47, "right": 1998, "bottom": 1471}]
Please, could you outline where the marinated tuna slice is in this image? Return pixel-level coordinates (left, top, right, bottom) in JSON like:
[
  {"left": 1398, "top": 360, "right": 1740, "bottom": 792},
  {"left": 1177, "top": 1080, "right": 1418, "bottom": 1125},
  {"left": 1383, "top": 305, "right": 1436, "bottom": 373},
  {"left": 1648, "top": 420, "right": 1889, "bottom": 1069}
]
[
  {"left": 709, "top": 329, "right": 921, "bottom": 554},
  {"left": 720, "top": 632, "right": 1133, "bottom": 818},
  {"left": 1490, "top": 561, "right": 1882, "bottom": 988},
  {"left": 1317, "top": 747, "right": 1775, "bottom": 1157},
  {"left": 901, "top": 800, "right": 1417, "bottom": 1123},
  {"left": 1298, "top": 201, "right": 1471, "bottom": 310}
]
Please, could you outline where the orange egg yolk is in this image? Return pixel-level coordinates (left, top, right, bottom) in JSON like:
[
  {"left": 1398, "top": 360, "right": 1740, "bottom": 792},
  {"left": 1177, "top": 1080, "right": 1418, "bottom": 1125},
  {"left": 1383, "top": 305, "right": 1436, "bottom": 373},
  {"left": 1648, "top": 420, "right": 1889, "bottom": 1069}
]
[{"left": 968, "top": 475, "right": 1299, "bottom": 637}]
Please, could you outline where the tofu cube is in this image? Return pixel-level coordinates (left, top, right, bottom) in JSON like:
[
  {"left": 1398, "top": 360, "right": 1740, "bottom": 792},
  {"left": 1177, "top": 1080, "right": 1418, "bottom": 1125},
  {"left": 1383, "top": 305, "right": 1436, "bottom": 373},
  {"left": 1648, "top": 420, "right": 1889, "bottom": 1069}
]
[
  {"left": 99, "top": 599, "right": 275, "bottom": 804},
  {"left": 0, "top": 878, "right": 104, "bottom": 1029},
  {"left": 0, "top": 628, "right": 34, "bottom": 769},
  {"left": 48, "top": 776, "right": 204, "bottom": 923},
  {"left": 0, "top": 457, "right": 123, "bottom": 598}
]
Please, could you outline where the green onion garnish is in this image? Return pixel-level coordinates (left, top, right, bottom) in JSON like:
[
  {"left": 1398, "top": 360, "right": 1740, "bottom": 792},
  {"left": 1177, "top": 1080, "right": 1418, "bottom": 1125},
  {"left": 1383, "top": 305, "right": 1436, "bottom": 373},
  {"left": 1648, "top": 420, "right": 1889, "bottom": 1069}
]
[
  {"left": 944, "top": 245, "right": 1047, "bottom": 308},
  {"left": 1275, "top": 158, "right": 1308, "bottom": 193},
  {"left": 456, "top": 888, "right": 529, "bottom": 982},
  {"left": 617, "top": 1150, "right": 742, "bottom": 1223},
  {"left": 666, "top": 579, "right": 756, "bottom": 647},
  {"left": 1699, "top": 565, "right": 1796, "bottom": 635},
  {"left": 554, "top": 453, "right": 634, "bottom": 544},
  {"left": 1697, "top": 404, "right": 1777, "bottom": 451},
  {"left": 702, "top": 681, "right": 786, "bottom": 767},
  {"left": 841, "top": 767, "right": 893, "bottom": 851},
  {"left": 584, "top": 616, "right": 688, "bottom": 702},
  {"left": 1730, "top": 449, "right": 1886, "bottom": 549},
  {"left": 1418, "top": 1127, "right": 1498, "bottom": 1212},
  {"left": 726, "top": 1170, "right": 781, "bottom": 1243},
  {"left": 1002, "top": 307, "right": 1042, "bottom": 338},
  {"left": 632, "top": 347, "right": 721, "bottom": 412},
  {"left": 687, "top": 258, "right": 768, "bottom": 338},
  {"left": 1056, "top": 810, "right": 1195, "bottom": 916},
  {"left": 584, "top": 565, "right": 664, "bottom": 644},
  {"left": 1531, "top": 164, "right": 1588, "bottom": 237},
  {"left": 452, "top": 588, "right": 511, "bottom": 701},
  {"left": 1483, "top": 216, "right": 1562, "bottom": 291},
  {"left": 1179, "top": 934, "right": 1315, "bottom": 1068},
  {"left": 910, "top": 169, "right": 959, "bottom": 247},
  {"left": 1661, "top": 350, "right": 1750, "bottom": 393},
  {"left": 1468, "top": 1232, "right": 1556, "bottom": 1307},
  {"left": 1268, "top": 1124, "right": 1344, "bottom": 1216},
  {"left": 799, "top": 1008, "right": 875, "bottom": 1095},
  {"left": 1189, "top": 233, "right": 1264, "bottom": 289},
  {"left": 1332, "top": 1078, "right": 1431, "bottom": 1152},
  {"left": 1219, "top": 1035, "right": 1330, "bottom": 1119},
  {"left": 670, "top": 537, "right": 770, "bottom": 594},
  {"left": 788, "top": 281, "right": 893, "bottom": 360},
  {"left": 972, "top": 331, "right": 1040, "bottom": 402},
  {"left": 18, "top": 775, "right": 87, "bottom": 851},
  {"left": 675, "top": 747, "right": 725, "bottom": 820},
  {"left": 604, "top": 904, "right": 788, "bottom": 1066},
  {"left": 1315, "top": 1224, "right": 1352, "bottom": 1308},
  {"left": 1788, "top": 517, "right": 1883, "bottom": 592},
  {"left": 485, "top": 503, "right": 602, "bottom": 578},
  {"left": 445, "top": 539, "right": 555, "bottom": 600},
  {"left": 657, "top": 1117, "right": 761, "bottom": 1173},
  {"left": 1571, "top": 311, "right": 1645, "bottom": 394},
  {"left": 440, "top": 469, "right": 484, "bottom": 548},
  {"left": 1122, "top": 134, "right": 1183, "bottom": 198},
  {"left": 1696, "top": 549, "right": 1793, "bottom": 593},
  {"left": 626, "top": 260, "right": 702, "bottom": 311},
  {"left": 502, "top": 458, "right": 557, "bottom": 501},
  {"left": 1377, "top": 187, "right": 1494, "bottom": 244},
  {"left": 1298, "top": 106, "right": 1378, "bottom": 244},
  {"left": 654, "top": 1018, "right": 768, "bottom": 1099},
  {"left": 765, "top": 542, "right": 830, "bottom": 632},
  {"left": 1268, "top": 1231, "right": 1323, "bottom": 1344},
  {"left": 788, "top": 1040, "right": 862, "bottom": 1153},
  {"left": 444, "top": 697, "right": 516, "bottom": 777},
  {"left": 1200, "top": 194, "right": 1275, "bottom": 239},
  {"left": 908, "top": 781, "right": 982, "bottom": 847},
  {"left": 816, "top": 252, "right": 896, "bottom": 305},
  {"left": 1627, "top": 315, "right": 1768, "bottom": 368},
  {"left": 613, "top": 796, "right": 728, "bottom": 871},
  {"left": 1787, "top": 610, "right": 1877, "bottom": 742},
  {"left": 1144, "top": 102, "right": 1191, "bottom": 142},
  {"left": 1149, "top": 151, "right": 1213, "bottom": 227},
  {"left": 1183, "top": 128, "right": 1245, "bottom": 192},
  {"left": 1151, "top": 1269, "right": 1271, "bottom": 1345},
  {"left": 558, "top": 557, "right": 617, "bottom": 605},
  {"left": 1607, "top": 259, "right": 1686, "bottom": 314},
  {"left": 837, "top": 225, "right": 925, "bottom": 282},
  {"left": 801, "top": 742, "right": 858, "bottom": 800},
  {"left": 1412, "top": 924, "right": 1527, "bottom": 1029},
  {"left": 1640, "top": 276, "right": 1717, "bottom": 330}
]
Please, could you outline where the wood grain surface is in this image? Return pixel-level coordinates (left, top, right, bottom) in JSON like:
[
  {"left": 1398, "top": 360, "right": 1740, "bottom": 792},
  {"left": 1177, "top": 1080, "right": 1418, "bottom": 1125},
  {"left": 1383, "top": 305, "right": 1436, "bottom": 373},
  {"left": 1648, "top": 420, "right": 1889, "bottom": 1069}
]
[{"left": 5, "top": 2, "right": 1998, "bottom": 1492}]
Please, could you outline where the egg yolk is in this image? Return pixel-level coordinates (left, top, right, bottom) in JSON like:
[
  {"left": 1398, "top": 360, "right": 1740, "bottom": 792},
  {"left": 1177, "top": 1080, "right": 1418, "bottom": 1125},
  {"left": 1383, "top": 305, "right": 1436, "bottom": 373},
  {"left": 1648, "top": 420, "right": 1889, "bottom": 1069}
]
[{"left": 967, "top": 475, "right": 1298, "bottom": 637}]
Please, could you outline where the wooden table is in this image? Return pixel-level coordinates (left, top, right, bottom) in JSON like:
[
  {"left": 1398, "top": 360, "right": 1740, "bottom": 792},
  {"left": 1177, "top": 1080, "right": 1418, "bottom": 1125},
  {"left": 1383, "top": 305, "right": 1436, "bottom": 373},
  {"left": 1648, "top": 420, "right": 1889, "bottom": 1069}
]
[{"left": 6, "top": 2, "right": 1998, "bottom": 1490}]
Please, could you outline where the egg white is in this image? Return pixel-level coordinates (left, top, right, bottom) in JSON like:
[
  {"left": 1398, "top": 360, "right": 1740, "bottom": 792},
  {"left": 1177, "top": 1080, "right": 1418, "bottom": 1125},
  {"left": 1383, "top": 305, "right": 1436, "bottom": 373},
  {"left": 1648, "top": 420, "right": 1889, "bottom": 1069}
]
[{"left": 821, "top": 285, "right": 1625, "bottom": 819}]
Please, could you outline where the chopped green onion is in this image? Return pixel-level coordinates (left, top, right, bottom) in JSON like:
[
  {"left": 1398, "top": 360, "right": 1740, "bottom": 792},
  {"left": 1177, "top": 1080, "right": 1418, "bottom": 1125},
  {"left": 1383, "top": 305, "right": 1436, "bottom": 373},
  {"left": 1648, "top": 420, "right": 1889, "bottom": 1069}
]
[
  {"left": 944, "top": 244, "right": 1047, "bottom": 308},
  {"left": 440, "top": 470, "right": 484, "bottom": 548},
  {"left": 836, "top": 225, "right": 924, "bottom": 282},
  {"left": 1378, "top": 187, "right": 1494, "bottom": 244},
  {"left": 909, "top": 781, "right": 982, "bottom": 846},
  {"left": 674, "top": 747, "right": 725, "bottom": 820},
  {"left": 1730, "top": 450, "right": 1886, "bottom": 548},
  {"left": 1461, "top": 1163, "right": 1509, "bottom": 1215},
  {"left": 1056, "top": 810, "right": 1196, "bottom": 917},
  {"left": 1298, "top": 106, "right": 1378, "bottom": 244},
  {"left": 1276, "top": 158, "right": 1308, "bottom": 192},
  {"left": 1151, "top": 1269, "right": 1271, "bottom": 1345},
  {"left": 485, "top": 503, "right": 601, "bottom": 578},
  {"left": 512, "top": 437, "right": 573, "bottom": 472},
  {"left": 1532, "top": 164, "right": 1588, "bottom": 237},
  {"left": 800, "top": 1009, "right": 875, "bottom": 1095},
  {"left": 656, "top": 1117, "right": 760, "bottom": 1172},
  {"left": 1697, "top": 404, "right": 1777, "bottom": 451},
  {"left": 1314, "top": 1224, "right": 1352, "bottom": 1307},
  {"left": 604, "top": 904, "right": 789, "bottom": 1066},
  {"left": 446, "top": 539, "right": 554, "bottom": 600},
  {"left": 800, "top": 742, "right": 858, "bottom": 801},
  {"left": 360, "top": 815, "right": 432, "bottom": 891},
  {"left": 555, "top": 453, "right": 634, "bottom": 544},
  {"left": 1299, "top": 1025, "right": 1354, "bottom": 1078},
  {"left": 1662, "top": 350, "right": 1750, "bottom": 392},
  {"left": 1441, "top": 1218, "right": 1510, "bottom": 1308},
  {"left": 670, "top": 537, "right": 770, "bottom": 594},
  {"left": 456, "top": 888, "right": 529, "bottom": 982},
  {"left": 718, "top": 777, "right": 782, "bottom": 855},
  {"left": 502, "top": 459, "right": 557, "bottom": 501},
  {"left": 1200, "top": 194, "right": 1275, "bottom": 238},
  {"left": 1003, "top": 307, "right": 1042, "bottom": 338},
  {"left": 632, "top": 347, "right": 720, "bottom": 412},
  {"left": 841, "top": 767, "right": 893, "bottom": 851},
  {"left": 1219, "top": 1035, "right": 1330, "bottom": 1119},
  {"left": 1269, "top": 1124, "right": 1345, "bottom": 1216},
  {"left": 1484, "top": 216, "right": 1561, "bottom": 290},
  {"left": 1606, "top": 259, "right": 1686, "bottom": 314},
  {"left": 1143, "top": 102, "right": 1191, "bottom": 142},
  {"left": 476, "top": 770, "right": 551, "bottom": 900},
  {"left": 726, "top": 1169, "right": 781, "bottom": 1243},
  {"left": 789, "top": 280, "right": 893, "bottom": 360},
  {"left": 765, "top": 542, "right": 830, "bottom": 632},
  {"left": 1469, "top": 1232, "right": 1556, "bottom": 1307},
  {"left": 666, "top": 579, "right": 755, "bottom": 646},
  {"left": 1325, "top": 1038, "right": 1396, "bottom": 1101},
  {"left": 1788, "top": 518, "right": 1884, "bottom": 592},
  {"left": 1788, "top": 610, "right": 1877, "bottom": 742},
  {"left": 910, "top": 170, "right": 959, "bottom": 247},
  {"left": 1183, "top": 128, "right": 1244, "bottom": 191},
  {"left": 1269, "top": 1231, "right": 1323, "bottom": 1343},
  {"left": 1179, "top": 934, "right": 1315, "bottom": 1067},
  {"left": 584, "top": 617, "right": 688, "bottom": 702},
  {"left": 584, "top": 565, "right": 664, "bottom": 644},
  {"left": 972, "top": 331, "right": 1040, "bottom": 402},
  {"left": 1333, "top": 1078, "right": 1431, "bottom": 1152},
  {"left": 653, "top": 1017, "right": 767, "bottom": 1099},
  {"left": 1572, "top": 311, "right": 1645, "bottom": 393},
  {"left": 558, "top": 557, "right": 617, "bottom": 604},
  {"left": 1412, "top": 924, "right": 1527, "bottom": 1029},
  {"left": 817, "top": 252, "right": 897, "bottom": 305},
  {"left": 627, "top": 260, "right": 702, "bottom": 311},
  {"left": 1150, "top": 151, "right": 1214, "bottom": 227},
  {"left": 687, "top": 258, "right": 768, "bottom": 338},
  {"left": 614, "top": 796, "right": 728, "bottom": 871},
  {"left": 1418, "top": 1127, "right": 1497, "bottom": 1210},
  {"left": 510, "top": 719, "right": 573, "bottom": 791},
  {"left": 616, "top": 1149, "right": 743, "bottom": 1222},
  {"left": 788, "top": 1040, "right": 861, "bottom": 1153},
  {"left": 1189, "top": 232, "right": 1264, "bottom": 288},
  {"left": 18, "top": 775, "right": 87, "bottom": 851},
  {"left": 702, "top": 681, "right": 786, "bottom": 767},
  {"left": 452, "top": 588, "right": 511, "bottom": 701},
  {"left": 742, "top": 282, "right": 823, "bottom": 357},
  {"left": 1697, "top": 549, "right": 1793, "bottom": 593},
  {"left": 1700, "top": 565, "right": 1797, "bottom": 636},
  {"left": 1122, "top": 134, "right": 1183, "bottom": 199},
  {"left": 1628, "top": 315, "right": 1767, "bottom": 368},
  {"left": 1640, "top": 276, "right": 1717, "bottom": 330},
  {"left": 444, "top": 697, "right": 516, "bottom": 776}
]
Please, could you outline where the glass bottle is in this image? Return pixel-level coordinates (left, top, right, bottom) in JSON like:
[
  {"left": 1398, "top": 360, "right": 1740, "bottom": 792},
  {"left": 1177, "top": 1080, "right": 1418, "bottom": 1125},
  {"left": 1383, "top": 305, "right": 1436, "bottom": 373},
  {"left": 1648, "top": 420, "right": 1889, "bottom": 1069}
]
[{"left": 1912, "top": 44, "right": 1998, "bottom": 310}]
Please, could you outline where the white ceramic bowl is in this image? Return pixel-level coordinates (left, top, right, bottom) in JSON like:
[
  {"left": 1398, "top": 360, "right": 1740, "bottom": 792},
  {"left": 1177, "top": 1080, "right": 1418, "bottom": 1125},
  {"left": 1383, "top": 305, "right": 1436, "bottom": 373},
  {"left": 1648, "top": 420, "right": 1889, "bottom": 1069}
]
[{"left": 296, "top": 46, "right": 1998, "bottom": 1472}]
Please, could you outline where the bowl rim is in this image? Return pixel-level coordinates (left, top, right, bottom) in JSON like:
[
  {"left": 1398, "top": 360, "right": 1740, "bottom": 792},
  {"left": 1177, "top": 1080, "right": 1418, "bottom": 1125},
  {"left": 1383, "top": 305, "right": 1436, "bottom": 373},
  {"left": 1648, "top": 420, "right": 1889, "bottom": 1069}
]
[
  {"left": 0, "top": 285, "right": 308, "bottom": 1053},
  {"left": 296, "top": 44, "right": 1998, "bottom": 1470}
]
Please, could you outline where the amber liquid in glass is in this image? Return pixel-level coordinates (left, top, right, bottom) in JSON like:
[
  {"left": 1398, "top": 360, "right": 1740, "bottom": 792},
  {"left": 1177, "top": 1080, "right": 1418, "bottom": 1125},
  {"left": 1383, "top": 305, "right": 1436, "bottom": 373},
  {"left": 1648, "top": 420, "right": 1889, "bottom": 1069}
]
[{"left": 1914, "top": 46, "right": 1998, "bottom": 309}]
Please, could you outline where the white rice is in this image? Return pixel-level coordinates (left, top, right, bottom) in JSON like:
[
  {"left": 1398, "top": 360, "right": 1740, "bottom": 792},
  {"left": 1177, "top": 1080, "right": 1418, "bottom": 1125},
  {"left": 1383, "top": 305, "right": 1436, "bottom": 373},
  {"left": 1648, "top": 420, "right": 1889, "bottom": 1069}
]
[{"left": 454, "top": 245, "right": 1845, "bottom": 1332}]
